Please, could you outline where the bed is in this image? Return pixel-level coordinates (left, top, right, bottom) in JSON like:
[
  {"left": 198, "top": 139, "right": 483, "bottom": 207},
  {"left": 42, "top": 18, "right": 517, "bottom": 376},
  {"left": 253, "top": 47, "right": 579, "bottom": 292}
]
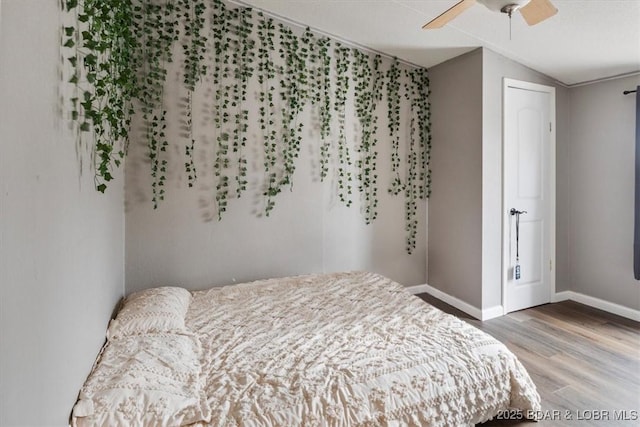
[{"left": 71, "top": 272, "right": 541, "bottom": 426}]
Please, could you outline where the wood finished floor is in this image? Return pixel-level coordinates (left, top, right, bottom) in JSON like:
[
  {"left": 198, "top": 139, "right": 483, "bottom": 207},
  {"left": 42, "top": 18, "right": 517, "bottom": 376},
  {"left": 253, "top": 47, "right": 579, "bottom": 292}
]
[{"left": 415, "top": 294, "right": 640, "bottom": 426}]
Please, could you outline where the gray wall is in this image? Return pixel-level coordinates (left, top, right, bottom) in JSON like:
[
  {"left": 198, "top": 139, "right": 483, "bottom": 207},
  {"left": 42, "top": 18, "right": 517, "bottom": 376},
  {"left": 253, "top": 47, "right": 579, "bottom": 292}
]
[
  {"left": 428, "top": 47, "right": 569, "bottom": 312},
  {"left": 124, "top": 13, "right": 427, "bottom": 293},
  {"left": 567, "top": 75, "right": 640, "bottom": 310},
  {"left": 428, "top": 49, "right": 484, "bottom": 308},
  {"left": 0, "top": 1, "right": 125, "bottom": 425}
]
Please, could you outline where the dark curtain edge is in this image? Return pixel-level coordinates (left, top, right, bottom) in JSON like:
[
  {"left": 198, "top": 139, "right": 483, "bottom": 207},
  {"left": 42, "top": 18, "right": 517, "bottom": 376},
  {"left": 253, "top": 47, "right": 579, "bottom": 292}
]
[{"left": 634, "top": 85, "right": 640, "bottom": 280}]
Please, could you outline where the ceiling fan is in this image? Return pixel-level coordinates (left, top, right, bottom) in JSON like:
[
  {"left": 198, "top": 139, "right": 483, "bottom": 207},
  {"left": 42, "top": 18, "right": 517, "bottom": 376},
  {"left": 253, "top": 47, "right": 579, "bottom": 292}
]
[{"left": 422, "top": 0, "right": 558, "bottom": 29}]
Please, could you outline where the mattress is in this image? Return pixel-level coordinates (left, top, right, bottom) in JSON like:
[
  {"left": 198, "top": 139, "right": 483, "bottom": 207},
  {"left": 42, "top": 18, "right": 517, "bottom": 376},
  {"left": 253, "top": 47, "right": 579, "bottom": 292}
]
[{"left": 72, "top": 271, "right": 541, "bottom": 426}]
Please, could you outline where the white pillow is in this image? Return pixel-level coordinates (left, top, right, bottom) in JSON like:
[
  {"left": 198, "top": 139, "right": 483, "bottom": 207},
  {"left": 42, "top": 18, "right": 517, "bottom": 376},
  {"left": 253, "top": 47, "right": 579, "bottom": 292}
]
[
  {"left": 107, "top": 286, "right": 192, "bottom": 339},
  {"left": 72, "top": 333, "right": 211, "bottom": 427}
]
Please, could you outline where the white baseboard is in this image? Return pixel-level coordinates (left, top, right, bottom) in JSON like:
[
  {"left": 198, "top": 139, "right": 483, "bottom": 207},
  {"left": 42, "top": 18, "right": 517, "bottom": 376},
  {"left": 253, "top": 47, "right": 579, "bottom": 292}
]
[
  {"left": 553, "top": 291, "right": 640, "bottom": 322},
  {"left": 405, "top": 284, "right": 432, "bottom": 295},
  {"left": 552, "top": 291, "right": 571, "bottom": 303},
  {"left": 407, "top": 285, "right": 639, "bottom": 322},
  {"left": 481, "top": 305, "right": 505, "bottom": 321},
  {"left": 406, "top": 284, "right": 503, "bottom": 321}
]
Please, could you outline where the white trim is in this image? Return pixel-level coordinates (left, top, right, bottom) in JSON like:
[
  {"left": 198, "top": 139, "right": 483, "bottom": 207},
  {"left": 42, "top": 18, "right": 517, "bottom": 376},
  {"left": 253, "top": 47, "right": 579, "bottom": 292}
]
[
  {"left": 482, "top": 305, "right": 504, "bottom": 321},
  {"left": 406, "top": 284, "right": 503, "bottom": 321},
  {"left": 227, "top": 0, "right": 421, "bottom": 69},
  {"left": 553, "top": 291, "right": 640, "bottom": 322},
  {"left": 504, "top": 78, "right": 556, "bottom": 94},
  {"left": 405, "top": 284, "right": 432, "bottom": 295},
  {"left": 406, "top": 284, "right": 482, "bottom": 319},
  {"left": 502, "top": 78, "right": 556, "bottom": 315},
  {"left": 551, "top": 291, "right": 571, "bottom": 303},
  {"left": 567, "top": 70, "right": 640, "bottom": 88},
  {"left": 408, "top": 285, "right": 639, "bottom": 322}
]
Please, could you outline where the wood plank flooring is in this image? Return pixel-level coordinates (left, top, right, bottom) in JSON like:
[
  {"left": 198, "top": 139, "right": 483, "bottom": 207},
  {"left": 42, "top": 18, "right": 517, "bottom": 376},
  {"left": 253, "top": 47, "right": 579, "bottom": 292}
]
[{"left": 415, "top": 294, "right": 640, "bottom": 426}]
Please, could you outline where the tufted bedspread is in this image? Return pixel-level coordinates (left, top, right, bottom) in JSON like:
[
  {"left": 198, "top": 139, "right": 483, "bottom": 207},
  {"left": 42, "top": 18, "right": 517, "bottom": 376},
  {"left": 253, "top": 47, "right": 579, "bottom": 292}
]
[
  {"left": 72, "top": 271, "right": 540, "bottom": 426},
  {"left": 186, "top": 272, "right": 540, "bottom": 426}
]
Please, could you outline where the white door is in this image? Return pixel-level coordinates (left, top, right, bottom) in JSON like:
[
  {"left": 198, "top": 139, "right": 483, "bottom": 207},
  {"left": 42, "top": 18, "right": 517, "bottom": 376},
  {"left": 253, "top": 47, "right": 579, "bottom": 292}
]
[{"left": 503, "top": 79, "right": 555, "bottom": 313}]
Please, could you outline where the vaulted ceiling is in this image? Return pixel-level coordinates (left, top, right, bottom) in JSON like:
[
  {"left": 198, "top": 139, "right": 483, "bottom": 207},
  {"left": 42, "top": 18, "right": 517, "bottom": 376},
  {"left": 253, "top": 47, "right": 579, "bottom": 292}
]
[{"left": 238, "top": 0, "right": 640, "bottom": 86}]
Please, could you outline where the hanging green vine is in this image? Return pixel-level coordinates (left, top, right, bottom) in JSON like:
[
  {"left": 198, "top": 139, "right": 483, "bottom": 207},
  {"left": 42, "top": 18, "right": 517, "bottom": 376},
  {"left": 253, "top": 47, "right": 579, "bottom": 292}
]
[
  {"left": 229, "top": 7, "right": 242, "bottom": 194},
  {"left": 134, "top": 0, "right": 177, "bottom": 207},
  {"left": 177, "top": 0, "right": 207, "bottom": 189},
  {"left": 178, "top": 0, "right": 207, "bottom": 92},
  {"left": 415, "top": 68, "right": 432, "bottom": 200},
  {"left": 305, "top": 28, "right": 320, "bottom": 106},
  {"left": 303, "top": 29, "right": 326, "bottom": 181},
  {"left": 61, "top": 0, "right": 139, "bottom": 193},
  {"left": 317, "top": 37, "right": 333, "bottom": 181},
  {"left": 402, "top": 67, "right": 432, "bottom": 253},
  {"left": 212, "top": 0, "right": 237, "bottom": 220},
  {"left": 302, "top": 30, "right": 332, "bottom": 182},
  {"left": 352, "top": 51, "right": 383, "bottom": 224},
  {"left": 334, "top": 44, "right": 353, "bottom": 208},
  {"left": 256, "top": 13, "right": 278, "bottom": 215},
  {"left": 387, "top": 58, "right": 403, "bottom": 196},
  {"left": 211, "top": 0, "right": 230, "bottom": 220},
  {"left": 61, "top": 0, "right": 432, "bottom": 254},
  {"left": 232, "top": 6, "right": 255, "bottom": 199},
  {"left": 277, "top": 24, "right": 306, "bottom": 193}
]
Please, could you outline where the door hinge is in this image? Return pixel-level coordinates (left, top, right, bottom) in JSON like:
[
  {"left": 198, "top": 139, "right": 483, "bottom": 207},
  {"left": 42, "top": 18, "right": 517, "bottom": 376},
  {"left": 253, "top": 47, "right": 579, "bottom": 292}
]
[
  {"left": 549, "top": 122, "right": 552, "bottom": 132},
  {"left": 550, "top": 260, "right": 553, "bottom": 271}
]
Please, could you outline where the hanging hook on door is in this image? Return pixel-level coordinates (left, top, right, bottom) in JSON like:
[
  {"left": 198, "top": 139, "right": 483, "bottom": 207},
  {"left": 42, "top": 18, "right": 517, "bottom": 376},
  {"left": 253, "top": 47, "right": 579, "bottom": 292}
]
[{"left": 510, "top": 208, "right": 527, "bottom": 280}]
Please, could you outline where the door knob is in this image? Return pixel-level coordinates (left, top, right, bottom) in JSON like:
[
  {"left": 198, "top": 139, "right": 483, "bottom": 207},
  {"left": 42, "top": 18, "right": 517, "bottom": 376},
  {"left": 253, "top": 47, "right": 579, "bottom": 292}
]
[{"left": 510, "top": 208, "right": 527, "bottom": 216}]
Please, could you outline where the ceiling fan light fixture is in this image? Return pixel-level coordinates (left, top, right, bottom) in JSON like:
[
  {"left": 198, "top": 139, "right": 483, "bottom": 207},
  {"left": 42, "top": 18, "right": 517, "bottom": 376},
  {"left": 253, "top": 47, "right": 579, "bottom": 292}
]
[
  {"left": 500, "top": 4, "right": 522, "bottom": 17},
  {"left": 477, "top": 0, "right": 531, "bottom": 12},
  {"left": 422, "top": 0, "right": 556, "bottom": 30}
]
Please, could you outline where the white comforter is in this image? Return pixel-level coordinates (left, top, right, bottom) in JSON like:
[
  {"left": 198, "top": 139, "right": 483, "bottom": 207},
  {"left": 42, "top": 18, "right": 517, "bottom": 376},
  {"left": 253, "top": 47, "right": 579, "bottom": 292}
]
[{"left": 186, "top": 272, "right": 541, "bottom": 426}]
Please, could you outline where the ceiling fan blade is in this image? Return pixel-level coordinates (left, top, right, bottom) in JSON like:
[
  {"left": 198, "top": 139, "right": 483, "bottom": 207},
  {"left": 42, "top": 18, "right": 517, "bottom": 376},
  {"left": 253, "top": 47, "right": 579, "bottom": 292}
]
[
  {"left": 423, "top": 0, "right": 477, "bottom": 29},
  {"left": 519, "top": 0, "right": 558, "bottom": 26}
]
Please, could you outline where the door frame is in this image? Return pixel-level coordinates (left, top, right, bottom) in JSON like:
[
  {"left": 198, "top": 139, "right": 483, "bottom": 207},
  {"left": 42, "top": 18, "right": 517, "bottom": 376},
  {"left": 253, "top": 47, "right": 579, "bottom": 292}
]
[{"left": 501, "top": 78, "right": 556, "bottom": 315}]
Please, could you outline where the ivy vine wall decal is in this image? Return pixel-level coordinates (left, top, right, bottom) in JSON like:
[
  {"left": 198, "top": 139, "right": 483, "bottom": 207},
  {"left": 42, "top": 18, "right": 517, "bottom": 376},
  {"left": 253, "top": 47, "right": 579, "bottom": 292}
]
[{"left": 60, "top": 0, "right": 432, "bottom": 254}]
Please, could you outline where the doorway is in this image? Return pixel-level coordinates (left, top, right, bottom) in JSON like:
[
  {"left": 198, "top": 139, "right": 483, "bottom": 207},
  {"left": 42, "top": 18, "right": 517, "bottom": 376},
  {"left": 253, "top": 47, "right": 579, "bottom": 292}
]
[{"left": 502, "top": 78, "right": 556, "bottom": 314}]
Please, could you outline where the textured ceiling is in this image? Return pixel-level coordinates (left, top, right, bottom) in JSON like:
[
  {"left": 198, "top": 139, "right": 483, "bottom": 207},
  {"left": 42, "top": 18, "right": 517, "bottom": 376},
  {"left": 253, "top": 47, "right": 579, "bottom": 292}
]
[{"left": 237, "top": 0, "right": 640, "bottom": 86}]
